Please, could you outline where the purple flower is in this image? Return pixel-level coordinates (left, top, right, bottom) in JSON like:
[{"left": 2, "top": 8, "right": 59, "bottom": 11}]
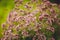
[{"left": 47, "top": 27, "right": 55, "bottom": 33}]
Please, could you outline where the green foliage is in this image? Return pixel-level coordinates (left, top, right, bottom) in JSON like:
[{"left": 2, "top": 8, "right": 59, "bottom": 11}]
[
  {"left": 49, "top": 0, "right": 55, "bottom": 3},
  {"left": 0, "top": 0, "right": 14, "bottom": 38},
  {"left": 0, "top": 0, "right": 14, "bottom": 23},
  {"left": 52, "top": 22, "right": 60, "bottom": 40}
]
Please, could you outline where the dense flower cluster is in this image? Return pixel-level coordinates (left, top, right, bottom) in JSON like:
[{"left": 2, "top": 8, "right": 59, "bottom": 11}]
[{"left": 1, "top": 0, "right": 60, "bottom": 40}]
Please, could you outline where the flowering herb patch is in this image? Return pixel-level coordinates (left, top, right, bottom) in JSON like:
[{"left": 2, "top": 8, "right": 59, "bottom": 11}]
[{"left": 0, "top": 0, "right": 60, "bottom": 40}]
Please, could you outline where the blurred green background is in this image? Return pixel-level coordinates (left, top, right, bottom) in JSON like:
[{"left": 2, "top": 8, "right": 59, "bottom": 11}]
[{"left": 0, "top": 0, "right": 14, "bottom": 38}]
